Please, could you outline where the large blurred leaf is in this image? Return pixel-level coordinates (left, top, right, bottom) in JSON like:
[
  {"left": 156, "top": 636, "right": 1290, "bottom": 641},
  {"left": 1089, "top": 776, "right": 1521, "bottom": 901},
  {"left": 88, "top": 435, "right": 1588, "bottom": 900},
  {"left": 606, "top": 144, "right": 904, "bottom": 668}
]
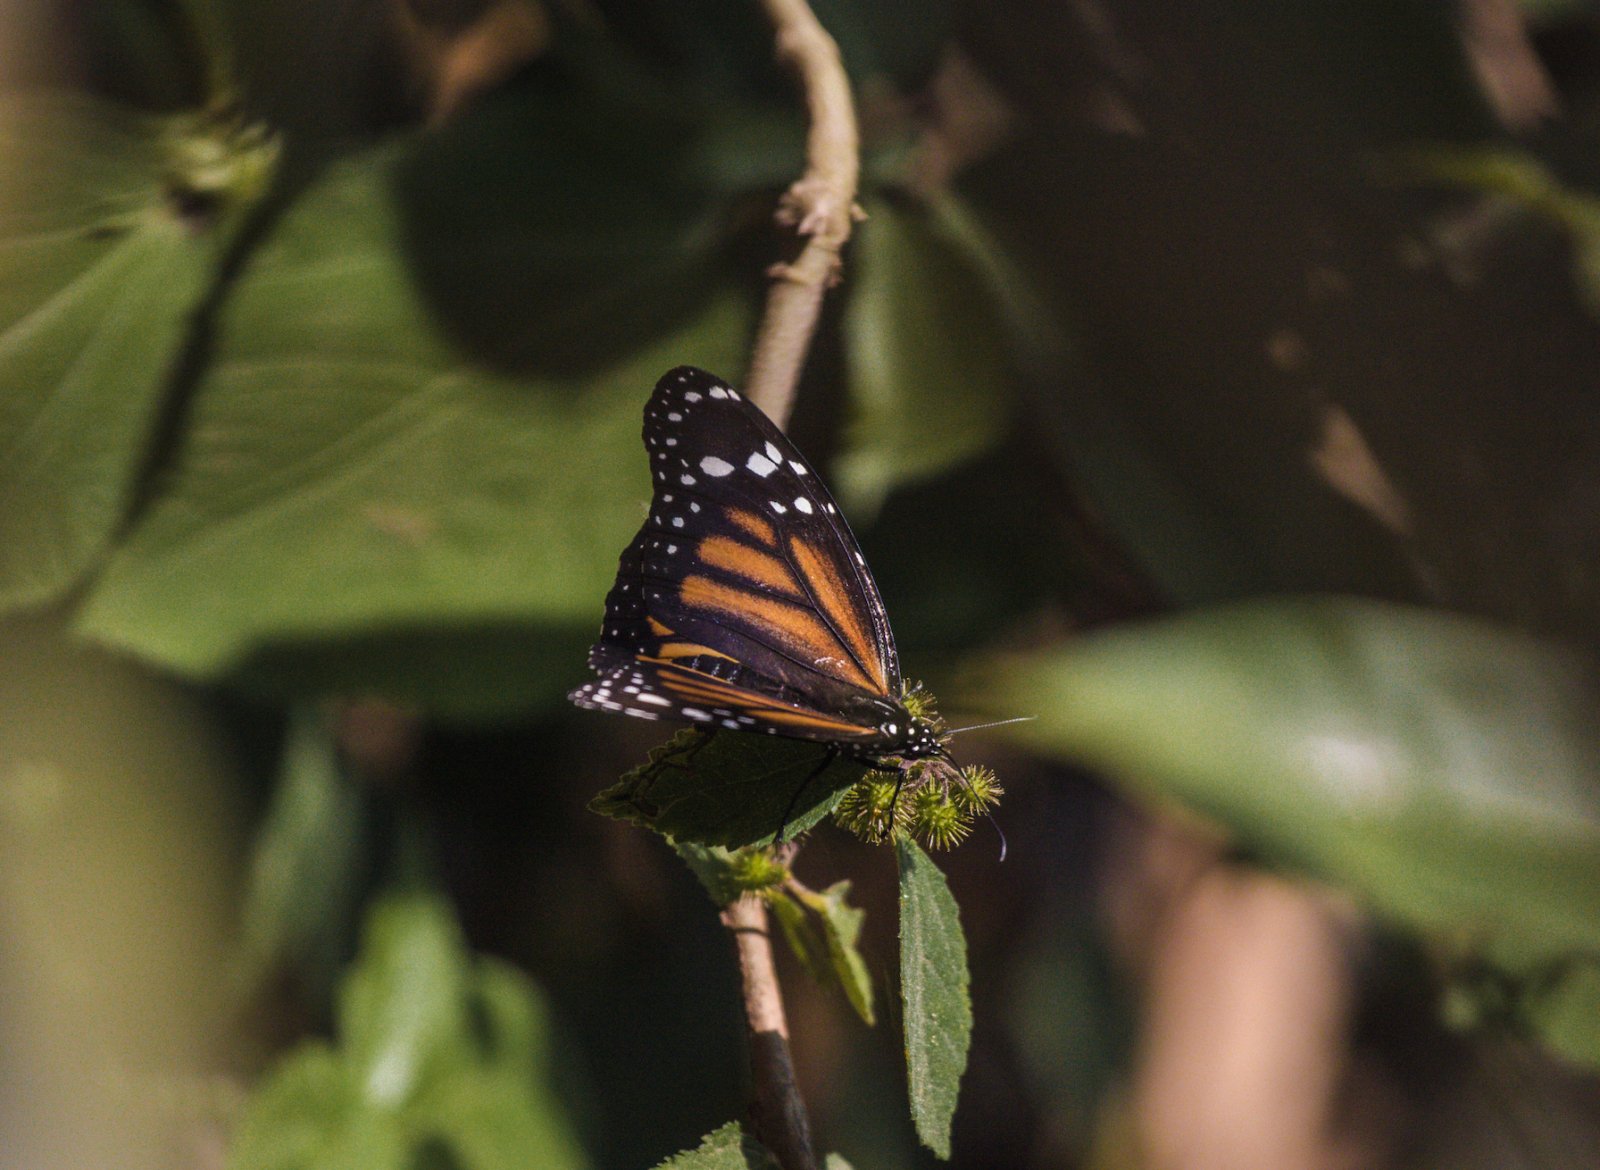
[
  {"left": 837, "top": 198, "right": 1010, "bottom": 514},
  {"left": 896, "top": 836, "right": 971, "bottom": 1159},
  {"left": 76, "top": 85, "right": 751, "bottom": 717},
  {"left": 982, "top": 597, "right": 1600, "bottom": 970},
  {"left": 229, "top": 890, "right": 587, "bottom": 1170},
  {"left": 0, "top": 92, "right": 272, "bottom": 609}
]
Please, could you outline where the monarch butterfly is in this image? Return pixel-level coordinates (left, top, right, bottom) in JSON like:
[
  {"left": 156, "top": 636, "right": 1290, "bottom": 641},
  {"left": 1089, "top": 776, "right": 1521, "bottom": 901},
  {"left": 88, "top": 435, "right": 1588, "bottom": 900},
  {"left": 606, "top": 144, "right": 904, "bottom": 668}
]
[{"left": 569, "top": 366, "right": 951, "bottom": 780}]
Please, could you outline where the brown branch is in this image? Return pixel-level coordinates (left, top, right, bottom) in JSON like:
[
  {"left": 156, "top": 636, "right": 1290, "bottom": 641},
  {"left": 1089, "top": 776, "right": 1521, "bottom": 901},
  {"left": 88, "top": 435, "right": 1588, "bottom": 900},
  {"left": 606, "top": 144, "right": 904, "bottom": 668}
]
[
  {"left": 721, "top": 894, "right": 819, "bottom": 1170},
  {"left": 718, "top": 5, "right": 858, "bottom": 1164},
  {"left": 745, "top": 0, "right": 863, "bottom": 428}
]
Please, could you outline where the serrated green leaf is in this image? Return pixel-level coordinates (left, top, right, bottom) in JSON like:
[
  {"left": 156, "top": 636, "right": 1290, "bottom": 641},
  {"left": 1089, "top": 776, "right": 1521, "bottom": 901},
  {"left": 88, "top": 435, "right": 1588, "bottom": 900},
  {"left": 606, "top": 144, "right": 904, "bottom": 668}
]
[
  {"left": 339, "top": 893, "right": 471, "bottom": 1109},
  {"left": 234, "top": 707, "right": 368, "bottom": 1005},
  {"left": 226, "top": 1046, "right": 408, "bottom": 1170},
  {"left": 651, "top": 1121, "right": 779, "bottom": 1170},
  {"left": 75, "top": 85, "right": 751, "bottom": 717},
  {"left": 796, "top": 881, "right": 875, "bottom": 1026},
  {"left": 0, "top": 93, "right": 272, "bottom": 610},
  {"left": 837, "top": 198, "right": 1010, "bottom": 515},
  {"left": 896, "top": 836, "right": 971, "bottom": 1159},
  {"left": 981, "top": 597, "right": 1600, "bottom": 969},
  {"left": 590, "top": 732, "right": 866, "bottom": 847},
  {"left": 769, "top": 889, "right": 830, "bottom": 984}
]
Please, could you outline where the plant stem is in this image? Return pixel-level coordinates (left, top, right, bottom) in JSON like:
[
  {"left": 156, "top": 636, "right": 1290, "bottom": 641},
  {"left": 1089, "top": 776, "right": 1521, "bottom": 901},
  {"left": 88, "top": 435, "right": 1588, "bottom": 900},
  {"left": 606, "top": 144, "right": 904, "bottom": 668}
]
[
  {"left": 719, "top": 4, "right": 858, "bottom": 1163},
  {"left": 722, "top": 894, "right": 819, "bottom": 1170},
  {"left": 745, "top": 0, "right": 863, "bottom": 428}
]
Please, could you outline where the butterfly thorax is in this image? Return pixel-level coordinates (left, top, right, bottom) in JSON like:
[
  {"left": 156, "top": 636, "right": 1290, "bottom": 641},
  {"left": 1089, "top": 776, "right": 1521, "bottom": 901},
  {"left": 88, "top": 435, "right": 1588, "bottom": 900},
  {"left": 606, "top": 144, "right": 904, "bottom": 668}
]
[{"left": 854, "top": 712, "right": 945, "bottom": 763}]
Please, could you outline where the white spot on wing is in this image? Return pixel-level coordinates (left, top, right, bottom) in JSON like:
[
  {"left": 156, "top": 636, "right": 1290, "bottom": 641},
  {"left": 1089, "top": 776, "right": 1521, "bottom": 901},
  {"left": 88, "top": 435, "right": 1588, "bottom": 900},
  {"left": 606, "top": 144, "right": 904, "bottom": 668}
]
[
  {"left": 764, "top": 441, "right": 782, "bottom": 462},
  {"left": 747, "top": 452, "right": 777, "bottom": 477},
  {"left": 790, "top": 461, "right": 807, "bottom": 475},
  {"left": 769, "top": 500, "right": 788, "bottom": 514},
  {"left": 700, "top": 456, "right": 735, "bottom": 477},
  {"left": 709, "top": 386, "right": 728, "bottom": 399},
  {"left": 794, "top": 497, "right": 813, "bottom": 514}
]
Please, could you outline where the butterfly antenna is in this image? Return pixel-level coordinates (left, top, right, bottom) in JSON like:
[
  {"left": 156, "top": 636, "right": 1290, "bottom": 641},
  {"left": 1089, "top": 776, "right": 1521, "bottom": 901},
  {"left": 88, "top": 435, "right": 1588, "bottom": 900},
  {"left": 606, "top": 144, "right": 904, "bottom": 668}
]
[
  {"left": 986, "top": 808, "right": 1008, "bottom": 863},
  {"left": 949, "top": 763, "right": 1009, "bottom": 862},
  {"left": 944, "top": 715, "right": 1037, "bottom": 737}
]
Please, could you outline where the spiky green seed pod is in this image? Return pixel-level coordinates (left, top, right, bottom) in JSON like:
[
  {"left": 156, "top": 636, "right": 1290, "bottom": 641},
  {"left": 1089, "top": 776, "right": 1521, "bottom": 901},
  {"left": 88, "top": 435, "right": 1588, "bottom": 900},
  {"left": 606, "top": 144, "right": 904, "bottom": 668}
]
[
  {"left": 909, "top": 785, "right": 973, "bottom": 850},
  {"left": 729, "top": 849, "right": 788, "bottom": 891},
  {"left": 833, "top": 771, "right": 907, "bottom": 843},
  {"left": 949, "top": 765, "right": 1004, "bottom": 815}
]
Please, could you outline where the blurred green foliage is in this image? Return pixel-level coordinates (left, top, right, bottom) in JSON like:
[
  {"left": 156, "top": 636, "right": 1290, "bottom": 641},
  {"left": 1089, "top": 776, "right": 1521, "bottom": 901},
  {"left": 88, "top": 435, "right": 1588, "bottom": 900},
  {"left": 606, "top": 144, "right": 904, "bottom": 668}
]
[{"left": 5, "top": 0, "right": 1600, "bottom": 1168}]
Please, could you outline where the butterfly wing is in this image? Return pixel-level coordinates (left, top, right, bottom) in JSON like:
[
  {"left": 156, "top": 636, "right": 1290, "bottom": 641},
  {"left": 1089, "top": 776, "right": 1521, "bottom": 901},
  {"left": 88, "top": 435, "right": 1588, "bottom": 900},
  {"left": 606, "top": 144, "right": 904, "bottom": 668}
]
[{"left": 570, "top": 366, "right": 905, "bottom": 742}]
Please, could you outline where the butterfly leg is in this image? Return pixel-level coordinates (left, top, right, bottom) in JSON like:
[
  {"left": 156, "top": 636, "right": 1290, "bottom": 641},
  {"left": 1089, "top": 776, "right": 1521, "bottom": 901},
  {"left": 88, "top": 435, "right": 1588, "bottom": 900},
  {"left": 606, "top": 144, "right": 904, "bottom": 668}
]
[{"left": 774, "top": 745, "right": 840, "bottom": 844}]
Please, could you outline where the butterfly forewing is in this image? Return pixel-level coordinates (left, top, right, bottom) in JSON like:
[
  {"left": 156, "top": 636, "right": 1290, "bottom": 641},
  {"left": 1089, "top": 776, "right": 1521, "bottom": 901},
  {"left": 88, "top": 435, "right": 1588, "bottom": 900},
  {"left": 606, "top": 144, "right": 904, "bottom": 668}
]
[{"left": 570, "top": 366, "right": 906, "bottom": 744}]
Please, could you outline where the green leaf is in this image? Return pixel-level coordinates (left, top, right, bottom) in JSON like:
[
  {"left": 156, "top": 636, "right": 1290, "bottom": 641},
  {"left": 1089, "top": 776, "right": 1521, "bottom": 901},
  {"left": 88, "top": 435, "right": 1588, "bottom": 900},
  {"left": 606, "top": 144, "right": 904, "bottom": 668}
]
[
  {"left": 0, "top": 93, "right": 273, "bottom": 610},
  {"left": 673, "top": 841, "right": 750, "bottom": 907},
  {"left": 981, "top": 597, "right": 1600, "bottom": 969},
  {"left": 1524, "top": 960, "right": 1600, "bottom": 1072},
  {"left": 234, "top": 707, "right": 369, "bottom": 1005},
  {"left": 407, "top": 961, "right": 587, "bottom": 1170},
  {"left": 226, "top": 1046, "right": 408, "bottom": 1170},
  {"left": 590, "top": 731, "right": 866, "bottom": 847},
  {"left": 837, "top": 197, "right": 1010, "bottom": 515},
  {"left": 795, "top": 881, "right": 875, "bottom": 1026},
  {"left": 769, "top": 889, "right": 830, "bottom": 984},
  {"left": 651, "top": 1121, "right": 779, "bottom": 1170},
  {"left": 339, "top": 893, "right": 472, "bottom": 1109},
  {"left": 822, "top": 1157, "right": 855, "bottom": 1170},
  {"left": 896, "top": 836, "right": 971, "bottom": 1159},
  {"left": 76, "top": 85, "right": 751, "bottom": 718},
  {"left": 230, "top": 891, "right": 589, "bottom": 1170}
]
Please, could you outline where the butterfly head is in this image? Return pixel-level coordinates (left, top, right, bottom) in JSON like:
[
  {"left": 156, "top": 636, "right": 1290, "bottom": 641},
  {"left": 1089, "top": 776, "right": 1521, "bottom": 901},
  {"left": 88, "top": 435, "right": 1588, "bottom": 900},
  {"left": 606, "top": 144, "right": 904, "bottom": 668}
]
[{"left": 873, "top": 712, "right": 947, "bottom": 761}]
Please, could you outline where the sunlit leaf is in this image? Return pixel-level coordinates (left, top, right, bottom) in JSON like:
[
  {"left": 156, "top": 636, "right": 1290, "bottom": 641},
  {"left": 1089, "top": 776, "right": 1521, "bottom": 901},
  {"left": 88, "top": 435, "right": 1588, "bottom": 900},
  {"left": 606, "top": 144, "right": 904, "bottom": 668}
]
[
  {"left": 0, "top": 93, "right": 272, "bottom": 610},
  {"left": 796, "top": 881, "right": 875, "bottom": 1026},
  {"left": 230, "top": 890, "right": 588, "bottom": 1170},
  {"left": 897, "top": 836, "right": 971, "bottom": 1158},
  {"left": 769, "top": 889, "right": 830, "bottom": 983},
  {"left": 982, "top": 597, "right": 1600, "bottom": 969},
  {"left": 339, "top": 893, "right": 471, "bottom": 1109},
  {"left": 76, "top": 85, "right": 751, "bottom": 718}
]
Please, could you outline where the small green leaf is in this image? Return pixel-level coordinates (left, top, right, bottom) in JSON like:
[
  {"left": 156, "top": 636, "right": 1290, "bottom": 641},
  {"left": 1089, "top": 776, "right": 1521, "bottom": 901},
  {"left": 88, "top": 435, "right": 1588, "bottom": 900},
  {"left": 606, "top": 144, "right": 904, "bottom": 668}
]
[
  {"left": 225, "top": 1046, "right": 407, "bottom": 1170},
  {"left": 339, "top": 893, "right": 471, "bottom": 1108},
  {"left": 769, "top": 889, "right": 830, "bottom": 984},
  {"left": 0, "top": 94, "right": 273, "bottom": 610},
  {"left": 896, "top": 836, "right": 971, "bottom": 1159},
  {"left": 838, "top": 197, "right": 1011, "bottom": 514},
  {"left": 234, "top": 707, "right": 369, "bottom": 1005},
  {"left": 230, "top": 892, "right": 589, "bottom": 1170},
  {"left": 673, "top": 840, "right": 749, "bottom": 907},
  {"left": 980, "top": 597, "right": 1600, "bottom": 970},
  {"left": 590, "top": 732, "right": 866, "bottom": 847},
  {"left": 651, "top": 1121, "right": 780, "bottom": 1170},
  {"left": 796, "top": 881, "right": 876, "bottom": 1026}
]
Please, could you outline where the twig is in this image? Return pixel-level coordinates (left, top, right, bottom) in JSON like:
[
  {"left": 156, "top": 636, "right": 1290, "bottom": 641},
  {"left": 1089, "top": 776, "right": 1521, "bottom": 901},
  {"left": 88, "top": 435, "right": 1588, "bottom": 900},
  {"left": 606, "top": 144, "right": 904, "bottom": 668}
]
[
  {"left": 720, "top": 4, "right": 858, "bottom": 1164},
  {"left": 745, "top": 0, "right": 863, "bottom": 428},
  {"left": 721, "top": 894, "right": 819, "bottom": 1170}
]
